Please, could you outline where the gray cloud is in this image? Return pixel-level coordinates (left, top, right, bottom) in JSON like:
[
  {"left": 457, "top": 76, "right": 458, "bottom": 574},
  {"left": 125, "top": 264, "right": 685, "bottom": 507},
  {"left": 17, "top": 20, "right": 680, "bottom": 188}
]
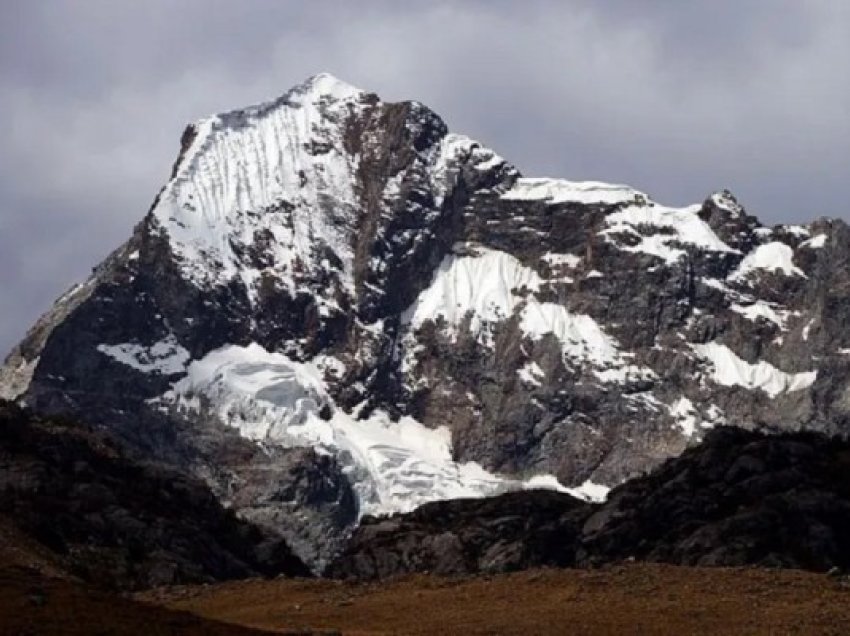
[{"left": 1, "top": 0, "right": 848, "bottom": 355}]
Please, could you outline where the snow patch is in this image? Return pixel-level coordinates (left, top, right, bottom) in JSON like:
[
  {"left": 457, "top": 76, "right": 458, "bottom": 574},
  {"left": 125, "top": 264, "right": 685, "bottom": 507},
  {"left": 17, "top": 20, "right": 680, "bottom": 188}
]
[
  {"left": 404, "top": 245, "right": 541, "bottom": 342},
  {"left": 782, "top": 225, "right": 810, "bottom": 238},
  {"left": 691, "top": 342, "right": 816, "bottom": 397},
  {"left": 709, "top": 191, "right": 744, "bottom": 217},
  {"left": 592, "top": 365, "right": 656, "bottom": 384},
  {"left": 800, "top": 234, "right": 827, "bottom": 249},
  {"left": 517, "top": 361, "right": 545, "bottom": 386},
  {"left": 668, "top": 397, "right": 698, "bottom": 436},
  {"left": 0, "top": 356, "right": 39, "bottom": 401},
  {"left": 502, "top": 178, "right": 644, "bottom": 206},
  {"left": 519, "top": 303, "right": 619, "bottom": 366},
  {"left": 98, "top": 336, "right": 190, "bottom": 375},
  {"left": 729, "top": 242, "right": 806, "bottom": 281},
  {"left": 523, "top": 475, "right": 610, "bottom": 503},
  {"left": 729, "top": 301, "right": 793, "bottom": 330},
  {"left": 602, "top": 202, "right": 737, "bottom": 264},
  {"left": 542, "top": 252, "right": 582, "bottom": 268}
]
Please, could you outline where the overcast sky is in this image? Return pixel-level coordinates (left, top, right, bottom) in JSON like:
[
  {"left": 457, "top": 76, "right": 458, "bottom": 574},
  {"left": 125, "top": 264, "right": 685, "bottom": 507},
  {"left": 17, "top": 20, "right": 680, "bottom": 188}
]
[{"left": 1, "top": 0, "right": 848, "bottom": 356}]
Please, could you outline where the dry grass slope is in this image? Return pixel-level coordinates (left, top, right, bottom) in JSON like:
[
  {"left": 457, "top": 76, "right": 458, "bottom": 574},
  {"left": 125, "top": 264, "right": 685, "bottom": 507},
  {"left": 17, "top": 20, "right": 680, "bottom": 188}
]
[{"left": 141, "top": 563, "right": 850, "bottom": 635}]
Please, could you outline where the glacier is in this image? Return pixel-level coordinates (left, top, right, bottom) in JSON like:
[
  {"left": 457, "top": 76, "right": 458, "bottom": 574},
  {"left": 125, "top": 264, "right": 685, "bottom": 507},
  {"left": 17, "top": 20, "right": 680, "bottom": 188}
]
[{"left": 162, "top": 342, "right": 609, "bottom": 519}]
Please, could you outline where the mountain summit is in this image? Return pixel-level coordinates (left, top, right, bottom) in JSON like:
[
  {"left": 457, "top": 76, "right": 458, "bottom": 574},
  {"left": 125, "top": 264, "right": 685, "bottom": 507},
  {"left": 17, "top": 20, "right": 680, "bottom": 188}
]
[{"left": 3, "top": 74, "right": 848, "bottom": 568}]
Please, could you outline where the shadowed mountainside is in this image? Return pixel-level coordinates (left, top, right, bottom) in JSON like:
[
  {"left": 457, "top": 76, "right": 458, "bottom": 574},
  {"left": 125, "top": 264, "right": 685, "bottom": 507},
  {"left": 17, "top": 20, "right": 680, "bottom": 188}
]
[{"left": 0, "top": 400, "right": 309, "bottom": 590}]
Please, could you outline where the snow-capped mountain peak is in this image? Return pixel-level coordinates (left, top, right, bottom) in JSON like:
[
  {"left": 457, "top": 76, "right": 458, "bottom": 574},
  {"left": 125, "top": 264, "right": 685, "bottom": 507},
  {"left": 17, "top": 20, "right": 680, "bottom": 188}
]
[
  {"left": 148, "top": 74, "right": 513, "bottom": 318},
  {"left": 293, "top": 72, "right": 365, "bottom": 99},
  {"left": 4, "top": 74, "right": 847, "bottom": 569},
  {"left": 150, "top": 74, "right": 374, "bottom": 298}
]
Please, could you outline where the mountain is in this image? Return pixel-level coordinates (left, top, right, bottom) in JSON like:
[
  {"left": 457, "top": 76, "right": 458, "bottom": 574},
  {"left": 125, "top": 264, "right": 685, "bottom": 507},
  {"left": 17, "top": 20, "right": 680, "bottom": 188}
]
[
  {"left": 3, "top": 73, "right": 850, "bottom": 569},
  {"left": 328, "top": 427, "right": 850, "bottom": 579}
]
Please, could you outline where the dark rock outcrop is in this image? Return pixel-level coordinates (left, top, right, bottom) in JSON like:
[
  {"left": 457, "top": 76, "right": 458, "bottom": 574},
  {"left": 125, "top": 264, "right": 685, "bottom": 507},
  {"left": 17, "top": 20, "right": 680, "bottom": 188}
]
[
  {"left": 580, "top": 427, "right": 850, "bottom": 571},
  {"left": 326, "top": 490, "right": 586, "bottom": 579},
  {"left": 0, "top": 400, "right": 310, "bottom": 590}
]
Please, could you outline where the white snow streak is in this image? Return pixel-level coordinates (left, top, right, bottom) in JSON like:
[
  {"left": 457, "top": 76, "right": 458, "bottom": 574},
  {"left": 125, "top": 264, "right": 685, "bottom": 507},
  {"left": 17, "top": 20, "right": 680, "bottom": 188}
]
[
  {"left": 523, "top": 475, "right": 610, "bottom": 503},
  {"left": 502, "top": 178, "right": 643, "bottom": 206},
  {"left": 542, "top": 252, "right": 582, "bottom": 268},
  {"left": 517, "top": 361, "right": 545, "bottom": 386},
  {"left": 691, "top": 342, "right": 816, "bottom": 397},
  {"left": 729, "top": 301, "right": 793, "bottom": 330}
]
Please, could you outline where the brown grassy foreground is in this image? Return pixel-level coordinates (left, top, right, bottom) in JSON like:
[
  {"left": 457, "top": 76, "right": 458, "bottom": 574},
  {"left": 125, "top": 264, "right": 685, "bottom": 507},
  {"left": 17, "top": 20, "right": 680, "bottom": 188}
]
[
  {"left": 139, "top": 563, "right": 850, "bottom": 635},
  {"left": 4, "top": 559, "right": 850, "bottom": 635}
]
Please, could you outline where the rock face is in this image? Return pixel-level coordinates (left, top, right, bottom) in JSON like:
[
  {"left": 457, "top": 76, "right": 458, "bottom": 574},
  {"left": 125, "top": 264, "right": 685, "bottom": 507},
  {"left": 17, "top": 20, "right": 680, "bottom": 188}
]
[
  {"left": 579, "top": 427, "right": 850, "bottom": 571},
  {"left": 0, "top": 400, "right": 309, "bottom": 590},
  {"left": 329, "top": 427, "right": 850, "bottom": 579},
  {"left": 326, "top": 490, "right": 587, "bottom": 580},
  {"left": 3, "top": 73, "right": 850, "bottom": 568}
]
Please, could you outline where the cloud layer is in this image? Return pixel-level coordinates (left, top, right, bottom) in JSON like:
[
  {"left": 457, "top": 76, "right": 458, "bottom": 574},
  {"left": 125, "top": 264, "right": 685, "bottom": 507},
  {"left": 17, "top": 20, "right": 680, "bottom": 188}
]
[{"left": 2, "top": 0, "right": 848, "bottom": 355}]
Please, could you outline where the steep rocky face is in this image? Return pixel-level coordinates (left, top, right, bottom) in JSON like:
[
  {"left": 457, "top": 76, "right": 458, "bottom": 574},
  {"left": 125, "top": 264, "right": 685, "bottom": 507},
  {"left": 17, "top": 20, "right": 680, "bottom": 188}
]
[
  {"left": 329, "top": 427, "right": 850, "bottom": 579},
  {"left": 3, "top": 73, "right": 850, "bottom": 568},
  {"left": 579, "top": 427, "right": 850, "bottom": 570},
  {"left": 0, "top": 401, "right": 309, "bottom": 590}
]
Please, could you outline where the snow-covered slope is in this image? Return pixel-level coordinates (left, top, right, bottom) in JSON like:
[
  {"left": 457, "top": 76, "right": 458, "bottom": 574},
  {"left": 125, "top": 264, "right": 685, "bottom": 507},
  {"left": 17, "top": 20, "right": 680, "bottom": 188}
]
[
  {"left": 402, "top": 243, "right": 654, "bottom": 383},
  {"left": 152, "top": 74, "right": 364, "bottom": 297},
  {"left": 602, "top": 200, "right": 739, "bottom": 264},
  {"left": 159, "top": 342, "right": 607, "bottom": 517}
]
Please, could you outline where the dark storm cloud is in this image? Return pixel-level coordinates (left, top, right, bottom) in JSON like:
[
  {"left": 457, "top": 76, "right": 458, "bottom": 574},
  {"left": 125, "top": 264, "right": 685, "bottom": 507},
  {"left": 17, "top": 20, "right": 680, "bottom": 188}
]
[{"left": 1, "top": 0, "right": 848, "bottom": 355}]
